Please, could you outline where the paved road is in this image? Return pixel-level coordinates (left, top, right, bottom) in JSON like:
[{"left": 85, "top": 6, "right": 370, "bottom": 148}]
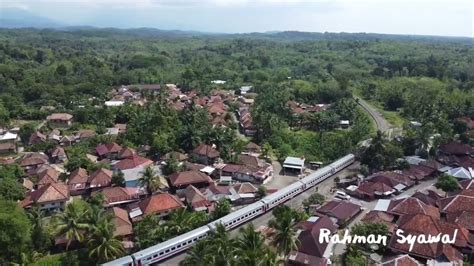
[
  {"left": 158, "top": 167, "right": 355, "bottom": 265},
  {"left": 355, "top": 96, "right": 392, "bottom": 134}
]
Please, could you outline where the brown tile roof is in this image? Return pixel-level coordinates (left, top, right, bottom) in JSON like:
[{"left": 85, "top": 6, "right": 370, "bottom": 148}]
[
  {"left": 439, "top": 141, "right": 473, "bottom": 156},
  {"left": 237, "top": 154, "right": 260, "bottom": 168},
  {"left": 245, "top": 142, "right": 261, "bottom": 152},
  {"left": 96, "top": 143, "right": 123, "bottom": 156},
  {"left": 459, "top": 179, "right": 474, "bottom": 190},
  {"left": 20, "top": 183, "right": 69, "bottom": 208},
  {"left": 388, "top": 197, "right": 440, "bottom": 218},
  {"left": 411, "top": 191, "right": 442, "bottom": 207},
  {"left": 390, "top": 214, "right": 469, "bottom": 259},
  {"left": 47, "top": 113, "right": 73, "bottom": 121},
  {"left": 0, "top": 142, "right": 16, "bottom": 151},
  {"left": 183, "top": 161, "right": 206, "bottom": 171},
  {"left": 37, "top": 168, "right": 60, "bottom": 186},
  {"left": 29, "top": 131, "right": 46, "bottom": 145},
  {"left": 22, "top": 178, "right": 34, "bottom": 190},
  {"left": 362, "top": 211, "right": 395, "bottom": 233},
  {"left": 76, "top": 129, "right": 95, "bottom": 139},
  {"left": 317, "top": 200, "right": 361, "bottom": 222},
  {"left": 114, "top": 155, "right": 153, "bottom": 170},
  {"left": 288, "top": 252, "right": 327, "bottom": 266},
  {"left": 184, "top": 185, "right": 211, "bottom": 209},
  {"left": 50, "top": 146, "right": 66, "bottom": 158},
  {"left": 233, "top": 182, "right": 258, "bottom": 194},
  {"left": 357, "top": 181, "right": 395, "bottom": 196},
  {"left": 139, "top": 193, "right": 184, "bottom": 215},
  {"left": 68, "top": 168, "right": 89, "bottom": 189},
  {"left": 439, "top": 190, "right": 474, "bottom": 214},
  {"left": 369, "top": 171, "right": 414, "bottom": 187},
  {"left": 296, "top": 215, "right": 337, "bottom": 258},
  {"left": 88, "top": 168, "right": 113, "bottom": 188},
  {"left": 379, "top": 254, "right": 422, "bottom": 266},
  {"left": 192, "top": 144, "right": 220, "bottom": 158},
  {"left": 448, "top": 211, "right": 474, "bottom": 231},
  {"left": 419, "top": 160, "right": 443, "bottom": 171},
  {"left": 94, "top": 187, "right": 141, "bottom": 206},
  {"left": 169, "top": 170, "right": 213, "bottom": 187},
  {"left": 403, "top": 165, "right": 436, "bottom": 181},
  {"left": 110, "top": 207, "right": 133, "bottom": 237},
  {"left": 19, "top": 152, "right": 49, "bottom": 167},
  {"left": 118, "top": 147, "right": 137, "bottom": 159}
]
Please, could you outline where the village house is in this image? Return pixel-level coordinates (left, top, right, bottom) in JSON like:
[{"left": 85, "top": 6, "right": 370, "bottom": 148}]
[
  {"left": 88, "top": 168, "right": 113, "bottom": 189},
  {"left": 288, "top": 215, "right": 338, "bottom": 266},
  {"left": 378, "top": 254, "right": 423, "bottom": 266},
  {"left": 118, "top": 147, "right": 137, "bottom": 159},
  {"left": 49, "top": 146, "right": 67, "bottom": 163},
  {"left": 220, "top": 154, "right": 273, "bottom": 184},
  {"left": 96, "top": 143, "right": 123, "bottom": 159},
  {"left": 0, "top": 142, "right": 16, "bottom": 154},
  {"left": 93, "top": 186, "right": 142, "bottom": 208},
  {"left": 68, "top": 168, "right": 89, "bottom": 195},
  {"left": 110, "top": 207, "right": 134, "bottom": 247},
  {"left": 20, "top": 182, "right": 70, "bottom": 211},
  {"left": 192, "top": 144, "right": 220, "bottom": 165},
  {"left": 315, "top": 200, "right": 362, "bottom": 227},
  {"left": 37, "top": 168, "right": 60, "bottom": 187},
  {"left": 113, "top": 154, "right": 153, "bottom": 171},
  {"left": 169, "top": 170, "right": 214, "bottom": 191},
  {"left": 29, "top": 131, "right": 47, "bottom": 146},
  {"left": 132, "top": 193, "right": 185, "bottom": 221},
  {"left": 184, "top": 185, "right": 213, "bottom": 212},
  {"left": 18, "top": 152, "right": 49, "bottom": 170},
  {"left": 47, "top": 113, "right": 73, "bottom": 128}
]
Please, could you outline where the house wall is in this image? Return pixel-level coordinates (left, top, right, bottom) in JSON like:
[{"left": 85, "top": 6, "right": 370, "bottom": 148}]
[{"left": 39, "top": 200, "right": 67, "bottom": 211}]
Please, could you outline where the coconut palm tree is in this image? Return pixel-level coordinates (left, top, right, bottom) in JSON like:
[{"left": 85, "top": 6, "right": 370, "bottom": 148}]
[
  {"left": 27, "top": 207, "right": 51, "bottom": 252},
  {"left": 54, "top": 201, "right": 90, "bottom": 249},
  {"left": 87, "top": 219, "right": 124, "bottom": 263},
  {"left": 268, "top": 210, "right": 299, "bottom": 257},
  {"left": 179, "top": 239, "right": 212, "bottom": 266},
  {"left": 213, "top": 224, "right": 239, "bottom": 266},
  {"left": 139, "top": 166, "right": 159, "bottom": 195},
  {"left": 237, "top": 224, "right": 267, "bottom": 266}
]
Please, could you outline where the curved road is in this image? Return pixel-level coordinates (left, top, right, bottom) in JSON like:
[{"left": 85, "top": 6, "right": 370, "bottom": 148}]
[{"left": 355, "top": 96, "right": 392, "bottom": 133}]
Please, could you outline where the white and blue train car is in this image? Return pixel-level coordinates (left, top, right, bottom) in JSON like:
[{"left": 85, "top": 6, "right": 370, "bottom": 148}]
[
  {"left": 132, "top": 225, "right": 210, "bottom": 266},
  {"left": 101, "top": 255, "right": 134, "bottom": 266},
  {"left": 329, "top": 154, "right": 355, "bottom": 172},
  {"left": 299, "top": 166, "right": 332, "bottom": 189},
  {"left": 208, "top": 201, "right": 265, "bottom": 231},
  {"left": 260, "top": 181, "right": 304, "bottom": 211}
]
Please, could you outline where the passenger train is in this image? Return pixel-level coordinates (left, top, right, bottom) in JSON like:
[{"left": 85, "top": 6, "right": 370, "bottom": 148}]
[{"left": 103, "top": 154, "right": 355, "bottom": 266}]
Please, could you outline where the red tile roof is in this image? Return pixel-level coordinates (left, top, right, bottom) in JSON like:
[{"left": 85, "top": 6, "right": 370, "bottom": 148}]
[
  {"left": 169, "top": 170, "right": 213, "bottom": 187},
  {"left": 96, "top": 143, "right": 123, "bottom": 156},
  {"left": 139, "top": 193, "right": 184, "bottom": 215},
  {"left": 233, "top": 182, "right": 258, "bottom": 194},
  {"left": 29, "top": 131, "right": 46, "bottom": 145},
  {"left": 459, "top": 179, "right": 474, "bottom": 190},
  {"left": 68, "top": 168, "right": 89, "bottom": 184},
  {"left": 19, "top": 153, "right": 49, "bottom": 167},
  {"left": 184, "top": 185, "right": 211, "bottom": 209},
  {"left": 192, "top": 144, "right": 220, "bottom": 158},
  {"left": 439, "top": 190, "right": 474, "bottom": 214},
  {"left": 361, "top": 211, "right": 395, "bottom": 232},
  {"left": 114, "top": 154, "right": 153, "bottom": 170},
  {"left": 50, "top": 146, "right": 66, "bottom": 158},
  {"left": 403, "top": 165, "right": 436, "bottom": 181},
  {"left": 118, "top": 147, "right": 137, "bottom": 159},
  {"left": 88, "top": 168, "right": 113, "bottom": 188},
  {"left": 388, "top": 197, "right": 440, "bottom": 218},
  {"left": 20, "top": 183, "right": 69, "bottom": 208}
]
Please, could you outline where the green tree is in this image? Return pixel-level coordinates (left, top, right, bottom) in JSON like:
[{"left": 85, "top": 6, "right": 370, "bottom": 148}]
[
  {"left": 139, "top": 166, "right": 159, "bottom": 195},
  {"left": 213, "top": 199, "right": 232, "bottom": 220},
  {"left": 0, "top": 177, "right": 25, "bottom": 200},
  {"left": 302, "top": 193, "right": 325, "bottom": 211},
  {"left": 0, "top": 199, "right": 31, "bottom": 264},
  {"left": 268, "top": 207, "right": 299, "bottom": 256},
  {"left": 435, "top": 174, "right": 460, "bottom": 192},
  {"left": 27, "top": 207, "right": 52, "bottom": 252},
  {"left": 87, "top": 219, "right": 124, "bottom": 263},
  {"left": 54, "top": 200, "right": 90, "bottom": 249},
  {"left": 111, "top": 171, "right": 125, "bottom": 187}
]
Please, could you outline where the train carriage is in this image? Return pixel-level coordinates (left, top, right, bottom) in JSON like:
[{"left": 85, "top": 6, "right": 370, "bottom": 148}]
[
  {"left": 132, "top": 226, "right": 210, "bottom": 266},
  {"left": 208, "top": 201, "right": 265, "bottom": 231},
  {"left": 260, "top": 181, "right": 304, "bottom": 211},
  {"left": 101, "top": 256, "right": 134, "bottom": 266}
]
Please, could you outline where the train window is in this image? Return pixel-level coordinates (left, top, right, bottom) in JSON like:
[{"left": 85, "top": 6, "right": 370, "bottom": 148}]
[
  {"left": 153, "top": 254, "right": 158, "bottom": 258},
  {"left": 166, "top": 249, "right": 170, "bottom": 253},
  {"left": 159, "top": 252, "right": 164, "bottom": 255},
  {"left": 177, "top": 244, "right": 181, "bottom": 248},
  {"left": 171, "top": 247, "right": 176, "bottom": 251},
  {"left": 188, "top": 240, "right": 192, "bottom": 244}
]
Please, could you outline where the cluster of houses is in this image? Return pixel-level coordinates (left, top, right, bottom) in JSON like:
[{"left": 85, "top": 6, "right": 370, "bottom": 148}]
[
  {"left": 344, "top": 141, "right": 474, "bottom": 201},
  {"left": 1, "top": 87, "right": 278, "bottom": 251}
]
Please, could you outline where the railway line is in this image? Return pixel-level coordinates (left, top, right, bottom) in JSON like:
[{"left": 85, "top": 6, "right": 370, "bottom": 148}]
[{"left": 103, "top": 154, "right": 355, "bottom": 266}]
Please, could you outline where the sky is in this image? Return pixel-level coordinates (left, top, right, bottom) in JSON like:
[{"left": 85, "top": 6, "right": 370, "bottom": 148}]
[{"left": 1, "top": 0, "right": 473, "bottom": 37}]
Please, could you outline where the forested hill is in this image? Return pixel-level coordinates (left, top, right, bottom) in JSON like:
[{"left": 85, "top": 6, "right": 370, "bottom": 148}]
[{"left": 0, "top": 27, "right": 472, "bottom": 44}]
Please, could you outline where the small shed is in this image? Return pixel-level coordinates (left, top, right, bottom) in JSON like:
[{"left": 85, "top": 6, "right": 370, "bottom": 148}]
[{"left": 283, "top": 156, "right": 305, "bottom": 174}]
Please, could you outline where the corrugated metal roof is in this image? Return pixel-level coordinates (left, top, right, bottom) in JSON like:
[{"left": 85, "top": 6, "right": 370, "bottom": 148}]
[{"left": 374, "top": 199, "right": 391, "bottom": 211}]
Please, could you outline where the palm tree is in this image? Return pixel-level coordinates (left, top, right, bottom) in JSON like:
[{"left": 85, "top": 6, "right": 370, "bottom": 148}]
[
  {"left": 87, "top": 219, "right": 124, "bottom": 263},
  {"left": 54, "top": 201, "right": 90, "bottom": 249},
  {"left": 139, "top": 166, "right": 159, "bottom": 195},
  {"left": 180, "top": 239, "right": 212, "bottom": 266},
  {"left": 20, "top": 250, "right": 43, "bottom": 266},
  {"left": 28, "top": 207, "right": 50, "bottom": 251},
  {"left": 238, "top": 224, "right": 266, "bottom": 266},
  {"left": 268, "top": 211, "right": 299, "bottom": 258},
  {"left": 213, "top": 224, "right": 239, "bottom": 266}
]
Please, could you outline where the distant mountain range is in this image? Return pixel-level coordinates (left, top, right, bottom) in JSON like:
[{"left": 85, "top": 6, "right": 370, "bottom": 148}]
[
  {"left": 0, "top": 8, "right": 65, "bottom": 28},
  {"left": 1, "top": 8, "right": 472, "bottom": 44}
]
